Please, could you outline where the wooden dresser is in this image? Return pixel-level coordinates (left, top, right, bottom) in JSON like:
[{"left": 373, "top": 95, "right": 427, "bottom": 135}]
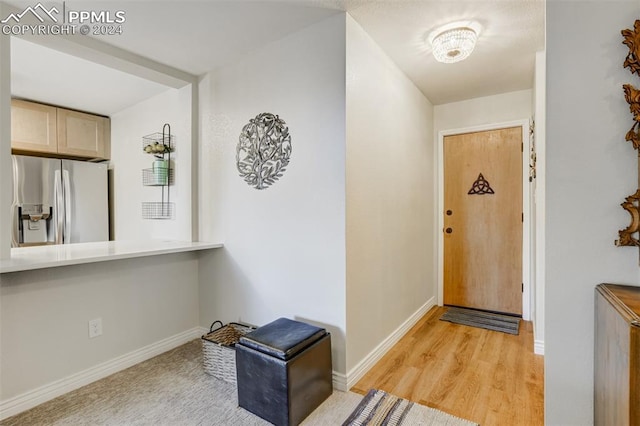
[{"left": 594, "top": 283, "right": 640, "bottom": 425}]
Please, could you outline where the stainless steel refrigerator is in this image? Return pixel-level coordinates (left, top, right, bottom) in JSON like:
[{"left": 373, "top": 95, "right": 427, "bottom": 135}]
[{"left": 11, "top": 155, "right": 109, "bottom": 247}]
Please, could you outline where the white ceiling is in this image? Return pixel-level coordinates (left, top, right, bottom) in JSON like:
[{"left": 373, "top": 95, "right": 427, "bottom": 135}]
[
  {"left": 346, "top": 0, "right": 545, "bottom": 105},
  {"left": 7, "top": 0, "right": 544, "bottom": 114},
  {"left": 10, "top": 37, "right": 171, "bottom": 115},
  {"left": 87, "top": 1, "right": 343, "bottom": 76}
]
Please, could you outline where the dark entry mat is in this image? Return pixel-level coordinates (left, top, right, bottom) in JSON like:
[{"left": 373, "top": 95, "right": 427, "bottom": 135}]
[{"left": 440, "top": 307, "right": 520, "bottom": 335}]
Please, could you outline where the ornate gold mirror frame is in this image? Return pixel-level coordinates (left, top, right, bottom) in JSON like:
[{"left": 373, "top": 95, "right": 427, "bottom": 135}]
[{"left": 616, "top": 20, "right": 640, "bottom": 251}]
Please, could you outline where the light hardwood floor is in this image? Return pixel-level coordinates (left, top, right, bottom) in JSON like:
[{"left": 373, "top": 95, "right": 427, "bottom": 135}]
[{"left": 351, "top": 306, "right": 544, "bottom": 425}]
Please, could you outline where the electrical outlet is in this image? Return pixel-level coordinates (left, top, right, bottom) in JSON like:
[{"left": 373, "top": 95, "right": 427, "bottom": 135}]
[{"left": 88, "top": 318, "right": 103, "bottom": 338}]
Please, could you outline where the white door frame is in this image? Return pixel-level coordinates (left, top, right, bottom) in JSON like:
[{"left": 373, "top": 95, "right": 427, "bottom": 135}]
[{"left": 437, "top": 119, "right": 532, "bottom": 320}]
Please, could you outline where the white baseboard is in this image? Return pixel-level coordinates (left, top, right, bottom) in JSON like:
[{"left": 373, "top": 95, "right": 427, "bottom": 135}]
[
  {"left": 0, "top": 327, "right": 203, "bottom": 421},
  {"left": 534, "top": 339, "right": 545, "bottom": 355},
  {"left": 332, "top": 371, "right": 348, "bottom": 392},
  {"left": 345, "top": 297, "right": 435, "bottom": 390}
]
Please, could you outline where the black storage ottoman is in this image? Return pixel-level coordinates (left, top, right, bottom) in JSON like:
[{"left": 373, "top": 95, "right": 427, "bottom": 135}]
[{"left": 236, "top": 317, "right": 333, "bottom": 426}]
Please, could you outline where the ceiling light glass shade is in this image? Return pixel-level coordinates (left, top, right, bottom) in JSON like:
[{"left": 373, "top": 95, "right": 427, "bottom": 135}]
[{"left": 431, "top": 27, "right": 478, "bottom": 64}]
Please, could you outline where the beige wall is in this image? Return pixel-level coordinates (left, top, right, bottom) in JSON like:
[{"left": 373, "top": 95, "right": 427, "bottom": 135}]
[
  {"left": 110, "top": 86, "right": 192, "bottom": 241},
  {"left": 546, "top": 2, "right": 640, "bottom": 424},
  {"left": 0, "top": 9, "right": 10, "bottom": 260},
  {"left": 197, "top": 14, "right": 348, "bottom": 375},
  {"left": 1, "top": 253, "right": 200, "bottom": 402},
  {"left": 533, "top": 50, "right": 545, "bottom": 354},
  {"left": 345, "top": 15, "right": 435, "bottom": 373},
  {"left": 434, "top": 89, "right": 532, "bottom": 133}
]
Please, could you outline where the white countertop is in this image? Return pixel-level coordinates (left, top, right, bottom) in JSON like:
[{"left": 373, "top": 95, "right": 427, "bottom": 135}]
[{"left": 0, "top": 240, "right": 223, "bottom": 273}]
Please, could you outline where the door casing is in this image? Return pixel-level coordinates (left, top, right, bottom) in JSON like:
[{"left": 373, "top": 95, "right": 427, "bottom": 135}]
[{"left": 437, "top": 120, "right": 532, "bottom": 320}]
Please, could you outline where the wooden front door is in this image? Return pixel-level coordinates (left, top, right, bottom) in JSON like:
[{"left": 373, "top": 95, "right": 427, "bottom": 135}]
[{"left": 443, "top": 127, "right": 523, "bottom": 315}]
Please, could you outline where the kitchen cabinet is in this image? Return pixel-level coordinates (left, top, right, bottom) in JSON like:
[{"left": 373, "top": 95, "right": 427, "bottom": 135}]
[
  {"left": 11, "top": 99, "right": 110, "bottom": 160},
  {"left": 10, "top": 99, "right": 58, "bottom": 154},
  {"left": 57, "top": 108, "right": 110, "bottom": 159},
  {"left": 594, "top": 283, "right": 640, "bottom": 425}
]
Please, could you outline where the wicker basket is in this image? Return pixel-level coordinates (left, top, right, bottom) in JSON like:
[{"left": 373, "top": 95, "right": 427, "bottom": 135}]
[{"left": 201, "top": 321, "right": 256, "bottom": 384}]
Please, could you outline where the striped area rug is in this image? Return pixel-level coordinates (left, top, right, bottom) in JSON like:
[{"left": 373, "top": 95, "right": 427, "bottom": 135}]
[
  {"left": 440, "top": 306, "right": 521, "bottom": 335},
  {"left": 341, "top": 389, "right": 478, "bottom": 426}
]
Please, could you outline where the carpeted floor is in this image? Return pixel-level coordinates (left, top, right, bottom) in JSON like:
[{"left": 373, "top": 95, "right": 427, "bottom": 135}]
[{"left": 1, "top": 340, "right": 474, "bottom": 425}]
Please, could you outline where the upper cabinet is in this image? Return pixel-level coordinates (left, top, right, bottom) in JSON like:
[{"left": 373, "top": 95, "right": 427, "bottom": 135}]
[
  {"left": 57, "top": 108, "right": 110, "bottom": 159},
  {"left": 11, "top": 99, "right": 58, "bottom": 154},
  {"left": 11, "top": 99, "right": 110, "bottom": 160}
]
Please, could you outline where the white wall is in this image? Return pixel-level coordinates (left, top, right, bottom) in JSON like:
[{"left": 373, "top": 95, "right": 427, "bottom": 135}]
[
  {"left": 110, "top": 86, "right": 192, "bottom": 241},
  {"left": 546, "top": 2, "right": 640, "bottom": 424},
  {"left": 434, "top": 89, "right": 532, "bottom": 132},
  {"left": 345, "top": 16, "right": 435, "bottom": 373},
  {"left": 0, "top": 14, "right": 10, "bottom": 419},
  {"left": 0, "top": 8, "right": 10, "bottom": 260},
  {"left": 0, "top": 253, "right": 199, "bottom": 402},
  {"left": 198, "top": 14, "right": 347, "bottom": 373},
  {"left": 533, "top": 50, "right": 545, "bottom": 354}
]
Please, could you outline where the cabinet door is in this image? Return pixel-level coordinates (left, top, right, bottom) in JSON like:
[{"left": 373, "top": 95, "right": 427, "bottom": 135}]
[
  {"left": 595, "top": 284, "right": 640, "bottom": 425},
  {"left": 11, "top": 99, "right": 58, "bottom": 154},
  {"left": 594, "top": 290, "right": 631, "bottom": 425},
  {"left": 57, "top": 108, "right": 110, "bottom": 159}
]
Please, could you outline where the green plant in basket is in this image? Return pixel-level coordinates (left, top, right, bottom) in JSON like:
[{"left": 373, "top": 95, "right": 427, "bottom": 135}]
[{"left": 143, "top": 142, "right": 173, "bottom": 155}]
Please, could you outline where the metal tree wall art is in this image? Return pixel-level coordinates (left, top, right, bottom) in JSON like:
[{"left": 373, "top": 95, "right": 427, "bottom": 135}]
[
  {"left": 618, "top": 190, "right": 640, "bottom": 247},
  {"left": 623, "top": 20, "right": 640, "bottom": 76},
  {"left": 616, "top": 19, "right": 640, "bottom": 257},
  {"left": 623, "top": 84, "right": 640, "bottom": 149},
  {"left": 236, "top": 112, "right": 292, "bottom": 190},
  {"left": 529, "top": 119, "right": 537, "bottom": 182}
]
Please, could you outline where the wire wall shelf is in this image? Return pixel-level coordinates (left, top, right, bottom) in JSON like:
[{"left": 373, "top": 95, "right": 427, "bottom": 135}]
[
  {"left": 142, "top": 168, "right": 174, "bottom": 186},
  {"left": 142, "top": 132, "right": 175, "bottom": 155},
  {"left": 142, "top": 202, "right": 174, "bottom": 220},
  {"left": 142, "top": 123, "right": 175, "bottom": 220}
]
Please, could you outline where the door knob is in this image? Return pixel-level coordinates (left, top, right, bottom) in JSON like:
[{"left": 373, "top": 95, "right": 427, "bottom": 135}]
[
  {"left": 445, "top": 227, "right": 453, "bottom": 234},
  {"left": 446, "top": 210, "right": 453, "bottom": 216}
]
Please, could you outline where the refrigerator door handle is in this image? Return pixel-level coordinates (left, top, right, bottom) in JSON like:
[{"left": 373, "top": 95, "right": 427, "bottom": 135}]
[
  {"left": 10, "top": 204, "right": 19, "bottom": 247},
  {"left": 11, "top": 157, "right": 19, "bottom": 247},
  {"left": 63, "top": 169, "right": 71, "bottom": 243},
  {"left": 54, "top": 169, "right": 64, "bottom": 244}
]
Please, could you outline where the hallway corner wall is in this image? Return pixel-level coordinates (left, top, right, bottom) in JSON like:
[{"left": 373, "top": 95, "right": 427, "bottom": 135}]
[{"left": 345, "top": 14, "right": 435, "bottom": 375}]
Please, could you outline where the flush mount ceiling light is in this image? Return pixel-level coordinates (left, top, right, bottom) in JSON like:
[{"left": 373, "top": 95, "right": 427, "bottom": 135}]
[{"left": 428, "top": 22, "right": 481, "bottom": 64}]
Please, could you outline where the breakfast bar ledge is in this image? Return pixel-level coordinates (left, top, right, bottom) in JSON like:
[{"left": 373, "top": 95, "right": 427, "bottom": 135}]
[{"left": 0, "top": 240, "right": 223, "bottom": 273}]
